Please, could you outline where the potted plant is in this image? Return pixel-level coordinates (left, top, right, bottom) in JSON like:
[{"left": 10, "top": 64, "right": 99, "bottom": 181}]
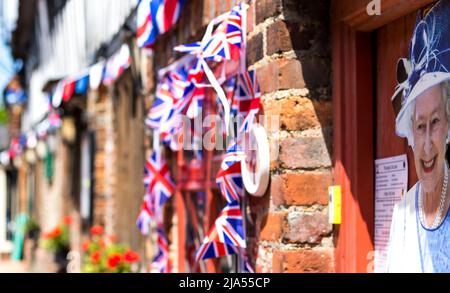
[
  {"left": 81, "top": 225, "right": 140, "bottom": 273},
  {"left": 25, "top": 218, "right": 40, "bottom": 240},
  {"left": 39, "top": 216, "right": 72, "bottom": 272}
]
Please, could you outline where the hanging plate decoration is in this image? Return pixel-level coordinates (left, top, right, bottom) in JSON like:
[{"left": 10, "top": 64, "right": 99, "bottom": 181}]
[{"left": 241, "top": 124, "right": 270, "bottom": 197}]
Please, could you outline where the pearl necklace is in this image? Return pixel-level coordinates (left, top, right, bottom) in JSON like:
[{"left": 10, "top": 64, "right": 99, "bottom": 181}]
[{"left": 419, "top": 165, "right": 448, "bottom": 230}]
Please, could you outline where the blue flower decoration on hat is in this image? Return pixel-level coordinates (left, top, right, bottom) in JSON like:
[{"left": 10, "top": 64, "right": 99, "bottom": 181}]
[{"left": 395, "top": 0, "right": 450, "bottom": 146}]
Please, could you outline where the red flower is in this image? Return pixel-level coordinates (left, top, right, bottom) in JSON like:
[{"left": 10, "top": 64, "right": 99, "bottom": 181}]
[
  {"left": 90, "top": 251, "right": 101, "bottom": 264},
  {"left": 63, "top": 216, "right": 72, "bottom": 225},
  {"left": 90, "top": 225, "right": 104, "bottom": 236},
  {"left": 106, "top": 253, "right": 122, "bottom": 269},
  {"left": 98, "top": 239, "right": 105, "bottom": 248},
  {"left": 81, "top": 240, "right": 91, "bottom": 252},
  {"left": 108, "top": 235, "right": 117, "bottom": 243},
  {"left": 124, "top": 250, "right": 140, "bottom": 263},
  {"left": 51, "top": 226, "right": 62, "bottom": 238}
]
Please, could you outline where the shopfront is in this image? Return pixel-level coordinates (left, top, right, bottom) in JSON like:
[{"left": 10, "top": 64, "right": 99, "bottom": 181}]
[{"left": 332, "top": 0, "right": 436, "bottom": 272}]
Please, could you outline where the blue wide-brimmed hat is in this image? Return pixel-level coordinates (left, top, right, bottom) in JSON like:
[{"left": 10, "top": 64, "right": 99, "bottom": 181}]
[{"left": 394, "top": 0, "right": 450, "bottom": 146}]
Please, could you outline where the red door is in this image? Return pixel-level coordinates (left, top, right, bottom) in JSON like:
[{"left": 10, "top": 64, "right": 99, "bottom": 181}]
[{"left": 376, "top": 13, "right": 418, "bottom": 187}]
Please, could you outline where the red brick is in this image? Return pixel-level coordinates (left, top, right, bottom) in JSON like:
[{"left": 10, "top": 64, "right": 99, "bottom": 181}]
[
  {"left": 255, "top": 0, "right": 282, "bottom": 24},
  {"left": 272, "top": 249, "right": 334, "bottom": 273},
  {"left": 246, "top": 32, "right": 263, "bottom": 65},
  {"left": 263, "top": 96, "right": 333, "bottom": 131},
  {"left": 256, "top": 59, "right": 307, "bottom": 95},
  {"left": 278, "top": 59, "right": 305, "bottom": 90},
  {"left": 246, "top": 0, "right": 255, "bottom": 34},
  {"left": 266, "top": 21, "right": 316, "bottom": 55},
  {"left": 284, "top": 211, "right": 332, "bottom": 244},
  {"left": 279, "top": 135, "right": 332, "bottom": 169},
  {"left": 260, "top": 211, "right": 287, "bottom": 241},
  {"left": 256, "top": 62, "right": 278, "bottom": 95},
  {"left": 271, "top": 172, "right": 331, "bottom": 206}
]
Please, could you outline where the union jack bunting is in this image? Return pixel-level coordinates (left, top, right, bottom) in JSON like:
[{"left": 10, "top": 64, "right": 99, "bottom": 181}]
[
  {"left": 145, "top": 56, "right": 198, "bottom": 147},
  {"left": 234, "top": 69, "right": 261, "bottom": 132},
  {"left": 159, "top": 83, "right": 198, "bottom": 150},
  {"left": 74, "top": 74, "right": 89, "bottom": 95},
  {"left": 60, "top": 74, "right": 90, "bottom": 102},
  {"left": 48, "top": 111, "right": 62, "bottom": 130},
  {"left": 185, "top": 85, "right": 204, "bottom": 119},
  {"left": 195, "top": 240, "right": 238, "bottom": 261},
  {"left": 151, "top": 226, "right": 171, "bottom": 273},
  {"left": 137, "top": 0, "right": 184, "bottom": 49},
  {"left": 186, "top": 59, "right": 205, "bottom": 85},
  {"left": 243, "top": 257, "right": 255, "bottom": 273},
  {"left": 137, "top": 0, "right": 156, "bottom": 48},
  {"left": 213, "top": 200, "right": 246, "bottom": 248},
  {"left": 174, "top": 4, "right": 244, "bottom": 62},
  {"left": 145, "top": 82, "right": 179, "bottom": 129},
  {"left": 216, "top": 143, "right": 245, "bottom": 203},
  {"left": 196, "top": 200, "right": 246, "bottom": 261},
  {"left": 102, "top": 44, "right": 131, "bottom": 86},
  {"left": 143, "top": 149, "right": 175, "bottom": 208},
  {"left": 239, "top": 97, "right": 260, "bottom": 132},
  {"left": 61, "top": 78, "right": 76, "bottom": 102},
  {"left": 225, "top": 76, "right": 238, "bottom": 115},
  {"left": 151, "top": 0, "right": 184, "bottom": 35},
  {"left": 220, "top": 142, "right": 245, "bottom": 170},
  {"left": 136, "top": 194, "right": 154, "bottom": 235},
  {"left": 9, "top": 137, "right": 23, "bottom": 159}
]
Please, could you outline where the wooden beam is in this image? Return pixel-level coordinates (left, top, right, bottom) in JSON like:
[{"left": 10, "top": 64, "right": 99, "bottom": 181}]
[{"left": 334, "top": 0, "right": 436, "bottom": 31}]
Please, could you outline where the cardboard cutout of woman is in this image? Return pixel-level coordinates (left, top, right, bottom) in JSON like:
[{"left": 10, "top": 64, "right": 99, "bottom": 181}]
[{"left": 387, "top": 0, "right": 450, "bottom": 273}]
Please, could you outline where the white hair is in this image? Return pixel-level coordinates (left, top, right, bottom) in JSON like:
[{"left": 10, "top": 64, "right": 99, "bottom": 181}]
[
  {"left": 443, "top": 81, "right": 450, "bottom": 117},
  {"left": 408, "top": 81, "right": 450, "bottom": 148}
]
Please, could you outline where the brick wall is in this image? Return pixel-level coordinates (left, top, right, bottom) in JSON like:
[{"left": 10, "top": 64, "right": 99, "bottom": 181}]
[
  {"left": 149, "top": 0, "right": 334, "bottom": 272},
  {"left": 246, "top": 0, "right": 334, "bottom": 273},
  {"left": 88, "top": 86, "right": 117, "bottom": 235}
]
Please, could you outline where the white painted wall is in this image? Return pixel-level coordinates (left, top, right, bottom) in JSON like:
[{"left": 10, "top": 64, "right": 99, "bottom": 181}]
[
  {"left": 0, "top": 168, "right": 12, "bottom": 253},
  {"left": 24, "top": 0, "right": 138, "bottom": 128}
]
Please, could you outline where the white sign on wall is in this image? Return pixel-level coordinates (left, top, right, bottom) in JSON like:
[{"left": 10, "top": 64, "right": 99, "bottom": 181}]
[{"left": 374, "top": 154, "right": 408, "bottom": 273}]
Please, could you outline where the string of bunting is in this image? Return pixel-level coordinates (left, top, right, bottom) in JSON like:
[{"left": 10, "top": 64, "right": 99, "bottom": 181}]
[
  {"left": 0, "top": 43, "right": 132, "bottom": 168},
  {"left": 138, "top": 2, "right": 261, "bottom": 273}
]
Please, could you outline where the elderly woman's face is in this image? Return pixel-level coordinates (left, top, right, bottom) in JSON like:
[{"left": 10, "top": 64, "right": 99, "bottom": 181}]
[{"left": 413, "top": 84, "right": 449, "bottom": 193}]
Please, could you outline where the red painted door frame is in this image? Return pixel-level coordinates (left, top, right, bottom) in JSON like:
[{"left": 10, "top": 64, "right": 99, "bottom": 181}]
[
  {"left": 331, "top": 21, "right": 375, "bottom": 273},
  {"left": 331, "top": 0, "right": 434, "bottom": 272}
]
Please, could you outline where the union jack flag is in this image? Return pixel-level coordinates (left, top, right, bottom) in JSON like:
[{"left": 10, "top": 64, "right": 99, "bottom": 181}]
[
  {"left": 48, "top": 111, "right": 62, "bottom": 130},
  {"left": 137, "top": 0, "right": 183, "bottom": 49},
  {"left": 243, "top": 257, "right": 255, "bottom": 273},
  {"left": 146, "top": 57, "right": 199, "bottom": 147},
  {"left": 102, "top": 44, "right": 131, "bottom": 86},
  {"left": 151, "top": 226, "right": 171, "bottom": 273},
  {"left": 216, "top": 143, "right": 245, "bottom": 203},
  {"left": 174, "top": 4, "right": 244, "bottom": 62},
  {"left": 136, "top": 194, "right": 154, "bottom": 235},
  {"left": 195, "top": 240, "right": 238, "bottom": 261},
  {"left": 151, "top": 0, "right": 184, "bottom": 35},
  {"left": 145, "top": 82, "right": 179, "bottom": 129},
  {"left": 235, "top": 69, "right": 261, "bottom": 132},
  {"left": 61, "top": 78, "right": 75, "bottom": 102},
  {"left": 143, "top": 149, "right": 175, "bottom": 209},
  {"left": 196, "top": 200, "right": 246, "bottom": 261},
  {"left": 225, "top": 76, "right": 238, "bottom": 115},
  {"left": 137, "top": 0, "right": 156, "bottom": 48},
  {"left": 74, "top": 74, "right": 89, "bottom": 95}
]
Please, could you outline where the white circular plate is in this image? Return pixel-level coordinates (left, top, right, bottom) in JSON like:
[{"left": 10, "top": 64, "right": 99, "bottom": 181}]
[{"left": 241, "top": 124, "right": 270, "bottom": 197}]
